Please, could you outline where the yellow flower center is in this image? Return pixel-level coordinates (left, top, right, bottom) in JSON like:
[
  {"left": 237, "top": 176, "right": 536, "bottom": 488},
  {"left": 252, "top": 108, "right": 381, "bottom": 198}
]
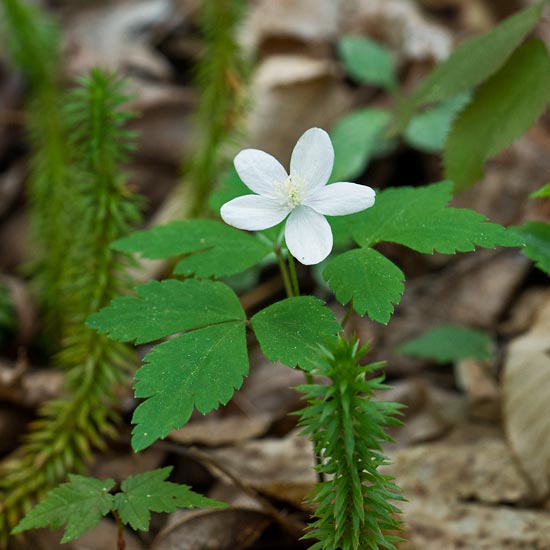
[{"left": 276, "top": 175, "right": 306, "bottom": 209}]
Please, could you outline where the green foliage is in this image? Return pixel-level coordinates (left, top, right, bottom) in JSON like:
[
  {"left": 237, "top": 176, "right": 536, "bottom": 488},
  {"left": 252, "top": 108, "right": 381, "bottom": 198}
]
[
  {"left": 1, "top": 0, "right": 73, "bottom": 336},
  {"left": 352, "top": 181, "right": 522, "bottom": 253},
  {"left": 338, "top": 36, "right": 396, "bottom": 90},
  {"left": 396, "top": 325, "right": 494, "bottom": 362},
  {"left": 410, "top": 1, "right": 545, "bottom": 108},
  {"left": 13, "top": 468, "right": 225, "bottom": 543},
  {"left": 330, "top": 109, "right": 391, "bottom": 182},
  {"left": 209, "top": 167, "right": 250, "bottom": 212},
  {"left": 113, "top": 467, "right": 226, "bottom": 531},
  {"left": 186, "top": 0, "right": 249, "bottom": 217},
  {"left": 445, "top": 39, "right": 550, "bottom": 192},
  {"left": 0, "top": 71, "right": 140, "bottom": 541},
  {"left": 88, "top": 278, "right": 248, "bottom": 451},
  {"left": 132, "top": 322, "right": 248, "bottom": 451},
  {"left": 88, "top": 279, "right": 245, "bottom": 344},
  {"left": 251, "top": 297, "right": 341, "bottom": 370},
  {"left": 113, "top": 220, "right": 272, "bottom": 278},
  {"left": 404, "top": 93, "right": 470, "bottom": 153},
  {"left": 510, "top": 222, "right": 550, "bottom": 274},
  {"left": 323, "top": 248, "right": 404, "bottom": 324},
  {"left": 297, "top": 337, "right": 404, "bottom": 550},
  {"left": 530, "top": 183, "right": 550, "bottom": 198},
  {"left": 12, "top": 476, "right": 115, "bottom": 543}
]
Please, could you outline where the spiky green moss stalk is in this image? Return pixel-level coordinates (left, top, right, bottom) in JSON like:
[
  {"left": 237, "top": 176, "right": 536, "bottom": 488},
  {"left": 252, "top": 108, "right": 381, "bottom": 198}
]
[
  {"left": 185, "top": 0, "right": 249, "bottom": 217},
  {"left": 1, "top": 0, "right": 74, "bottom": 341},
  {"left": 297, "top": 336, "right": 405, "bottom": 550},
  {"left": 0, "top": 70, "right": 140, "bottom": 542}
]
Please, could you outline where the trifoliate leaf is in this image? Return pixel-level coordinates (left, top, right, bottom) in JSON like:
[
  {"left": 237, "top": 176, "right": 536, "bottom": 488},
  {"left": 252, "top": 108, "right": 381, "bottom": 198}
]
[
  {"left": 131, "top": 321, "right": 248, "bottom": 451},
  {"left": 338, "top": 35, "right": 396, "bottom": 89},
  {"left": 530, "top": 183, "right": 550, "bottom": 198},
  {"left": 330, "top": 109, "right": 391, "bottom": 182},
  {"left": 112, "top": 220, "right": 272, "bottom": 278},
  {"left": 87, "top": 279, "right": 245, "bottom": 344},
  {"left": 12, "top": 475, "right": 115, "bottom": 543},
  {"left": 396, "top": 325, "right": 494, "bottom": 362},
  {"left": 323, "top": 248, "right": 404, "bottom": 324},
  {"left": 114, "top": 467, "right": 227, "bottom": 531},
  {"left": 510, "top": 222, "right": 550, "bottom": 274},
  {"left": 404, "top": 93, "right": 471, "bottom": 153},
  {"left": 352, "top": 181, "right": 522, "bottom": 253},
  {"left": 411, "top": 1, "right": 545, "bottom": 107},
  {"left": 251, "top": 297, "right": 341, "bottom": 370},
  {"left": 445, "top": 39, "right": 550, "bottom": 192}
]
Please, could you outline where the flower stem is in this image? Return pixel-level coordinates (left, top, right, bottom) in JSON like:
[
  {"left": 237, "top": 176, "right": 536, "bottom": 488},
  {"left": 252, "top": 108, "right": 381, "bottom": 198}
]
[
  {"left": 275, "top": 245, "right": 294, "bottom": 298},
  {"left": 341, "top": 303, "right": 354, "bottom": 329},
  {"left": 114, "top": 511, "right": 126, "bottom": 550},
  {"left": 287, "top": 253, "right": 300, "bottom": 297}
]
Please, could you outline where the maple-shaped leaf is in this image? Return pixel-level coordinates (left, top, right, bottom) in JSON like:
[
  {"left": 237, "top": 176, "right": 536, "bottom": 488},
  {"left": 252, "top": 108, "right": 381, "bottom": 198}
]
[
  {"left": 352, "top": 181, "right": 522, "bottom": 254},
  {"left": 510, "top": 221, "right": 550, "bottom": 275},
  {"left": 12, "top": 475, "right": 115, "bottom": 543},
  {"left": 114, "top": 467, "right": 226, "bottom": 531}
]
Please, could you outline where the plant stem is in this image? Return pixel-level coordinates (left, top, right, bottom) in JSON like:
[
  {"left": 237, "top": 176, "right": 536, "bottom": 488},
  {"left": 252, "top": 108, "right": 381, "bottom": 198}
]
[
  {"left": 341, "top": 303, "right": 354, "bottom": 329},
  {"left": 287, "top": 253, "right": 300, "bottom": 297},
  {"left": 275, "top": 245, "right": 294, "bottom": 297},
  {"left": 114, "top": 511, "right": 126, "bottom": 550}
]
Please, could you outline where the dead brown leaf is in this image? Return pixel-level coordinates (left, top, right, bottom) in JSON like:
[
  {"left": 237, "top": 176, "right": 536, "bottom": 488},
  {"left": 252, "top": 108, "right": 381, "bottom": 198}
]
[{"left": 503, "top": 294, "right": 550, "bottom": 499}]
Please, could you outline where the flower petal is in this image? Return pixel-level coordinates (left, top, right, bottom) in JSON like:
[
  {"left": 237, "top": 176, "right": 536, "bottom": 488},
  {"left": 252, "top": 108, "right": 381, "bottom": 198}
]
[
  {"left": 285, "top": 206, "right": 333, "bottom": 265},
  {"left": 221, "top": 195, "right": 290, "bottom": 231},
  {"left": 234, "top": 149, "right": 288, "bottom": 197},
  {"left": 303, "top": 182, "right": 375, "bottom": 216},
  {"left": 290, "top": 128, "right": 334, "bottom": 192}
]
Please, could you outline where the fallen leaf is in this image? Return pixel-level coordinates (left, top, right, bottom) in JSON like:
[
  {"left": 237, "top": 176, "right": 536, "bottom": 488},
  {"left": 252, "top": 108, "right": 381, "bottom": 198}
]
[{"left": 503, "top": 294, "right": 550, "bottom": 499}]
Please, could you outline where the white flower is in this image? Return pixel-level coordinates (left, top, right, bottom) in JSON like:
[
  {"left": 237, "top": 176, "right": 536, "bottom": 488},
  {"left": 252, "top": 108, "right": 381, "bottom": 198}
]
[{"left": 220, "top": 127, "right": 375, "bottom": 265}]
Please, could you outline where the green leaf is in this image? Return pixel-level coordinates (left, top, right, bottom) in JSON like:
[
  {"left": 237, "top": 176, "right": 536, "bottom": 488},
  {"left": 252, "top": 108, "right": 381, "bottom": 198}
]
[
  {"left": 530, "top": 183, "right": 550, "bottom": 198},
  {"left": 113, "top": 220, "right": 272, "bottom": 278},
  {"left": 352, "top": 181, "right": 522, "bottom": 253},
  {"left": 131, "top": 321, "right": 248, "bottom": 451},
  {"left": 12, "top": 475, "right": 115, "bottom": 543},
  {"left": 114, "top": 467, "right": 226, "bottom": 531},
  {"left": 444, "top": 39, "right": 550, "bottom": 192},
  {"left": 330, "top": 109, "right": 391, "bottom": 182},
  {"left": 87, "top": 279, "right": 244, "bottom": 344},
  {"left": 396, "top": 324, "right": 494, "bottom": 362},
  {"left": 323, "top": 248, "right": 404, "bottom": 324},
  {"left": 510, "top": 221, "right": 550, "bottom": 274},
  {"left": 338, "top": 35, "right": 396, "bottom": 89},
  {"left": 411, "top": 1, "right": 545, "bottom": 107},
  {"left": 251, "top": 297, "right": 341, "bottom": 370},
  {"left": 404, "top": 93, "right": 471, "bottom": 153}
]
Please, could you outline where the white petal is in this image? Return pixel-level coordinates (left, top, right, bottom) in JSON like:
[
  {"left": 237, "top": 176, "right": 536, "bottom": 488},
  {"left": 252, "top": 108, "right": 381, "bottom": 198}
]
[
  {"left": 303, "top": 183, "right": 375, "bottom": 216},
  {"left": 221, "top": 195, "right": 290, "bottom": 231},
  {"left": 234, "top": 149, "right": 288, "bottom": 197},
  {"left": 285, "top": 206, "right": 333, "bottom": 265},
  {"left": 290, "top": 128, "right": 334, "bottom": 192}
]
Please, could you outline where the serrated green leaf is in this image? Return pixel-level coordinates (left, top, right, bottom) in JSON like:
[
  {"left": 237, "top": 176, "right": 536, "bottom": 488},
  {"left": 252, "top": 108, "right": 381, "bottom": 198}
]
[
  {"left": 396, "top": 324, "right": 494, "bottom": 362},
  {"left": 114, "top": 467, "right": 226, "bottom": 531},
  {"left": 338, "top": 35, "right": 396, "bottom": 89},
  {"left": 131, "top": 321, "right": 248, "bottom": 451},
  {"left": 323, "top": 248, "right": 404, "bottom": 324},
  {"left": 87, "top": 279, "right": 244, "bottom": 344},
  {"left": 352, "top": 181, "right": 521, "bottom": 253},
  {"left": 411, "top": 1, "right": 545, "bottom": 107},
  {"left": 251, "top": 297, "right": 341, "bottom": 370},
  {"left": 330, "top": 109, "right": 391, "bottom": 182},
  {"left": 113, "top": 219, "right": 271, "bottom": 278},
  {"left": 510, "top": 221, "right": 550, "bottom": 274},
  {"left": 445, "top": 39, "right": 550, "bottom": 192},
  {"left": 404, "top": 93, "right": 471, "bottom": 153},
  {"left": 12, "top": 475, "right": 115, "bottom": 543},
  {"left": 530, "top": 183, "right": 550, "bottom": 198}
]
